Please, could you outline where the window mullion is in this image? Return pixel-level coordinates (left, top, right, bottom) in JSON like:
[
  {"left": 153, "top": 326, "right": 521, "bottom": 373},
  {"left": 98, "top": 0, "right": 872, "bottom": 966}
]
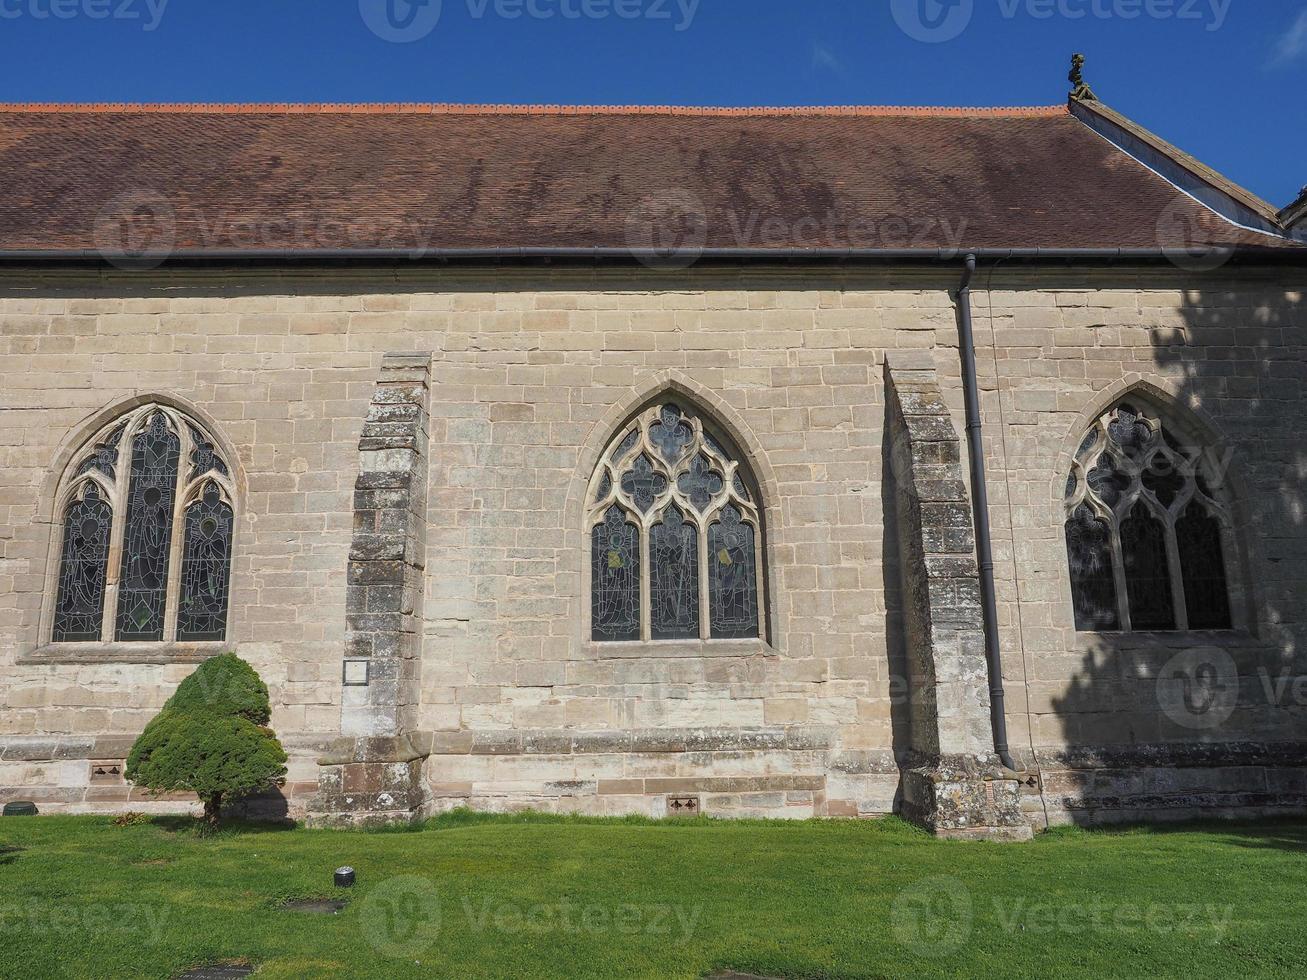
[
  {"left": 697, "top": 511, "right": 710, "bottom": 640},
  {"left": 161, "top": 416, "right": 191, "bottom": 642},
  {"left": 639, "top": 520, "right": 652, "bottom": 642},
  {"left": 1163, "top": 518, "right": 1189, "bottom": 631},
  {"left": 101, "top": 414, "right": 138, "bottom": 642},
  {"left": 1109, "top": 518, "right": 1132, "bottom": 632}
]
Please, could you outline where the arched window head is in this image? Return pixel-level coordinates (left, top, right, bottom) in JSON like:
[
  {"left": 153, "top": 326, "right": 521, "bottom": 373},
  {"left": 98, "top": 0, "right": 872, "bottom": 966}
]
[
  {"left": 1064, "top": 399, "right": 1234, "bottom": 632},
  {"left": 588, "top": 401, "right": 765, "bottom": 643},
  {"left": 50, "top": 403, "right": 235, "bottom": 645}
]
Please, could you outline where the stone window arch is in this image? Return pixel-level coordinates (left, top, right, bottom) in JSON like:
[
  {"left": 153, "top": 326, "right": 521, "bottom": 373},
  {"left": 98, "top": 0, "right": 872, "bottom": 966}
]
[
  {"left": 1063, "top": 398, "right": 1238, "bottom": 632},
  {"left": 48, "top": 403, "right": 236, "bottom": 645},
  {"left": 586, "top": 401, "right": 766, "bottom": 643}
]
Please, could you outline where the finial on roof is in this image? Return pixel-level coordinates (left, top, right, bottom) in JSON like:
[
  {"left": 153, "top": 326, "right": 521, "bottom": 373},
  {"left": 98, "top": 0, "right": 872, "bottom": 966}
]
[{"left": 1069, "top": 53, "right": 1098, "bottom": 101}]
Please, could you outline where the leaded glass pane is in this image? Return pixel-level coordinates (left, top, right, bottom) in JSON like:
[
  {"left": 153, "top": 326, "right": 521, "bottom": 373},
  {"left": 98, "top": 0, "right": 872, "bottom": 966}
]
[
  {"left": 1108, "top": 404, "right": 1151, "bottom": 458},
  {"left": 1064, "top": 504, "right": 1119, "bottom": 631},
  {"left": 650, "top": 505, "right": 699, "bottom": 640},
  {"left": 648, "top": 404, "right": 693, "bottom": 464},
  {"left": 708, "top": 505, "right": 758, "bottom": 639},
  {"left": 74, "top": 424, "right": 124, "bottom": 480},
  {"left": 677, "top": 454, "right": 724, "bottom": 513},
  {"left": 51, "top": 484, "right": 112, "bottom": 642},
  {"left": 732, "top": 473, "right": 751, "bottom": 502},
  {"left": 611, "top": 429, "right": 639, "bottom": 465},
  {"left": 188, "top": 425, "right": 229, "bottom": 481},
  {"left": 1176, "top": 503, "right": 1232, "bottom": 630},
  {"left": 1142, "top": 452, "right": 1185, "bottom": 508},
  {"left": 591, "top": 507, "right": 639, "bottom": 641},
  {"left": 177, "top": 483, "right": 233, "bottom": 642},
  {"left": 594, "top": 471, "right": 612, "bottom": 503},
  {"left": 1087, "top": 455, "right": 1131, "bottom": 510},
  {"left": 1120, "top": 502, "right": 1175, "bottom": 630},
  {"left": 620, "top": 453, "right": 667, "bottom": 514},
  {"left": 115, "top": 413, "right": 180, "bottom": 641}
]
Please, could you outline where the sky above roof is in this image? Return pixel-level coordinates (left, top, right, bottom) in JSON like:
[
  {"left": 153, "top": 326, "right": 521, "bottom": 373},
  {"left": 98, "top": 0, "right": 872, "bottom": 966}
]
[{"left": 0, "top": 0, "right": 1302, "bottom": 207}]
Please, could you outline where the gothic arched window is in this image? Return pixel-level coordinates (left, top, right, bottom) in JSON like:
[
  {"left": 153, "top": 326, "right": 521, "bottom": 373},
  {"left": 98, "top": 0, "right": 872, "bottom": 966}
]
[
  {"left": 1063, "top": 400, "right": 1235, "bottom": 632},
  {"left": 588, "top": 402, "right": 765, "bottom": 643},
  {"left": 49, "top": 404, "right": 235, "bottom": 645}
]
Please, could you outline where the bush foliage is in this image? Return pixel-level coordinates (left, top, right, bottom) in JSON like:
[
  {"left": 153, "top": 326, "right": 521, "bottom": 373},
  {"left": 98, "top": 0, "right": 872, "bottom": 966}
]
[{"left": 126, "top": 654, "right": 286, "bottom": 825}]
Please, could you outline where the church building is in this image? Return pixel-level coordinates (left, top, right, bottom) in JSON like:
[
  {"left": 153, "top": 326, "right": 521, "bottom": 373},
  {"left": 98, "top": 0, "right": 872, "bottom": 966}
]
[{"left": 1, "top": 84, "right": 1305, "bottom": 838}]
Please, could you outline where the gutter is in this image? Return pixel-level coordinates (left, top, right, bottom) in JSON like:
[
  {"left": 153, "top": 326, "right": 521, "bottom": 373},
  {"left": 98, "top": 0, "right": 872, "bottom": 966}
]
[
  {"left": 0, "top": 245, "right": 1305, "bottom": 266},
  {"left": 954, "top": 253, "right": 1019, "bottom": 774}
]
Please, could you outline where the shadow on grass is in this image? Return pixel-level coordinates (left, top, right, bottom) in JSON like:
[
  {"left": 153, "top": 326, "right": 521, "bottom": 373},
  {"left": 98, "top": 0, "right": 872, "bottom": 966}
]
[
  {"left": 1039, "top": 816, "right": 1307, "bottom": 853},
  {"left": 147, "top": 815, "right": 297, "bottom": 838}
]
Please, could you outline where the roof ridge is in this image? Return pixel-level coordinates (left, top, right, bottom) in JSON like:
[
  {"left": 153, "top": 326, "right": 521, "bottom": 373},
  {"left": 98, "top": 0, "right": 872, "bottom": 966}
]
[{"left": 0, "top": 102, "right": 1069, "bottom": 118}]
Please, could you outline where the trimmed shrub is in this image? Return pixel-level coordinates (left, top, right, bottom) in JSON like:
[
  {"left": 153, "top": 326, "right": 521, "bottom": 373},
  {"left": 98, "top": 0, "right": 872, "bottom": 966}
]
[
  {"left": 160, "top": 652, "right": 272, "bottom": 724},
  {"left": 126, "top": 654, "right": 286, "bottom": 826}
]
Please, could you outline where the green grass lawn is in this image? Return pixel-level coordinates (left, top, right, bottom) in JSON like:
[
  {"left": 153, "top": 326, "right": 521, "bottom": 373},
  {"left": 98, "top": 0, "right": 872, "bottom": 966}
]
[{"left": 1, "top": 811, "right": 1304, "bottom": 979}]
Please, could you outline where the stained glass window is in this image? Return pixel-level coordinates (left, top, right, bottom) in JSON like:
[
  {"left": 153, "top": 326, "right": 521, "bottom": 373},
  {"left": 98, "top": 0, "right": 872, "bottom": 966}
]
[
  {"left": 115, "top": 413, "right": 180, "bottom": 641},
  {"left": 1064, "top": 399, "right": 1235, "bottom": 632},
  {"left": 49, "top": 404, "right": 235, "bottom": 646},
  {"left": 591, "top": 506, "right": 640, "bottom": 641},
  {"left": 589, "top": 400, "right": 763, "bottom": 643},
  {"left": 1120, "top": 502, "right": 1175, "bottom": 630},
  {"left": 1176, "top": 502, "right": 1232, "bottom": 630},
  {"left": 650, "top": 505, "right": 699, "bottom": 640},
  {"left": 177, "top": 482, "right": 234, "bottom": 642},
  {"left": 1064, "top": 504, "right": 1119, "bottom": 631},
  {"left": 708, "top": 505, "right": 759, "bottom": 639},
  {"left": 51, "top": 484, "right": 112, "bottom": 642}
]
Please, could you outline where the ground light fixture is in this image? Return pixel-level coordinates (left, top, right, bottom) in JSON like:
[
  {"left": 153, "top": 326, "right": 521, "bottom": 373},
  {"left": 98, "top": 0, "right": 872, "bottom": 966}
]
[
  {"left": 335, "top": 866, "right": 355, "bottom": 887},
  {"left": 3, "top": 802, "right": 38, "bottom": 816}
]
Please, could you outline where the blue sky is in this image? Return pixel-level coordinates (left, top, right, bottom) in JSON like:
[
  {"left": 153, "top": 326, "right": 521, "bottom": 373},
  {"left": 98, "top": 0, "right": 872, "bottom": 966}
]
[{"left": 1, "top": 0, "right": 1303, "bottom": 205}]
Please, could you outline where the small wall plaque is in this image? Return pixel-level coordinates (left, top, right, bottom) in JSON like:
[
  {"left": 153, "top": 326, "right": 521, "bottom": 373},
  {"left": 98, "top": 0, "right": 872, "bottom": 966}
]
[{"left": 342, "top": 659, "right": 370, "bottom": 687}]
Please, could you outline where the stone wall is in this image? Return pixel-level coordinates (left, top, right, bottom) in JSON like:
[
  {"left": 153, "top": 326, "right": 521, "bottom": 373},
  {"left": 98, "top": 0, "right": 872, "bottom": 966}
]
[{"left": 0, "top": 266, "right": 1303, "bottom": 825}]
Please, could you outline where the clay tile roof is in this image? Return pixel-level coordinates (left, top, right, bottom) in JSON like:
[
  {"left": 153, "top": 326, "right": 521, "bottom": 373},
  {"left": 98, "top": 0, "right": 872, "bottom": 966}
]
[{"left": 0, "top": 102, "right": 1296, "bottom": 256}]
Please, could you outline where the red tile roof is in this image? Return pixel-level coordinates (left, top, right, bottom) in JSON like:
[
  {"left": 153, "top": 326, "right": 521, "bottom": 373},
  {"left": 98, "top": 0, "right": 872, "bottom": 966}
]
[{"left": 0, "top": 103, "right": 1296, "bottom": 257}]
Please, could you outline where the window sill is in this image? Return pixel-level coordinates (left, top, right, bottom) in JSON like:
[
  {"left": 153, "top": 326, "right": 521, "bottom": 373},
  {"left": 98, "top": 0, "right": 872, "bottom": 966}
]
[
  {"left": 19, "top": 642, "right": 228, "bottom": 666},
  {"left": 589, "top": 638, "right": 775, "bottom": 659},
  {"left": 1073, "top": 629, "right": 1262, "bottom": 652}
]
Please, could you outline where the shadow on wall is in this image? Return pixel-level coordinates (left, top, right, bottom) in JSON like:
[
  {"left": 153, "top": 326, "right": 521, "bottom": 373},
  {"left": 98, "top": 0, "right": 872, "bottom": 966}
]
[
  {"left": 1050, "top": 282, "right": 1307, "bottom": 826},
  {"left": 881, "top": 409, "right": 912, "bottom": 800}
]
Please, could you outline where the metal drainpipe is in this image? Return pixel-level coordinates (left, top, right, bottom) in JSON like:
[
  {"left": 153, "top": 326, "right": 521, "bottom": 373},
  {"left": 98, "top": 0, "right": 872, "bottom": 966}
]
[{"left": 954, "top": 253, "right": 1019, "bottom": 773}]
